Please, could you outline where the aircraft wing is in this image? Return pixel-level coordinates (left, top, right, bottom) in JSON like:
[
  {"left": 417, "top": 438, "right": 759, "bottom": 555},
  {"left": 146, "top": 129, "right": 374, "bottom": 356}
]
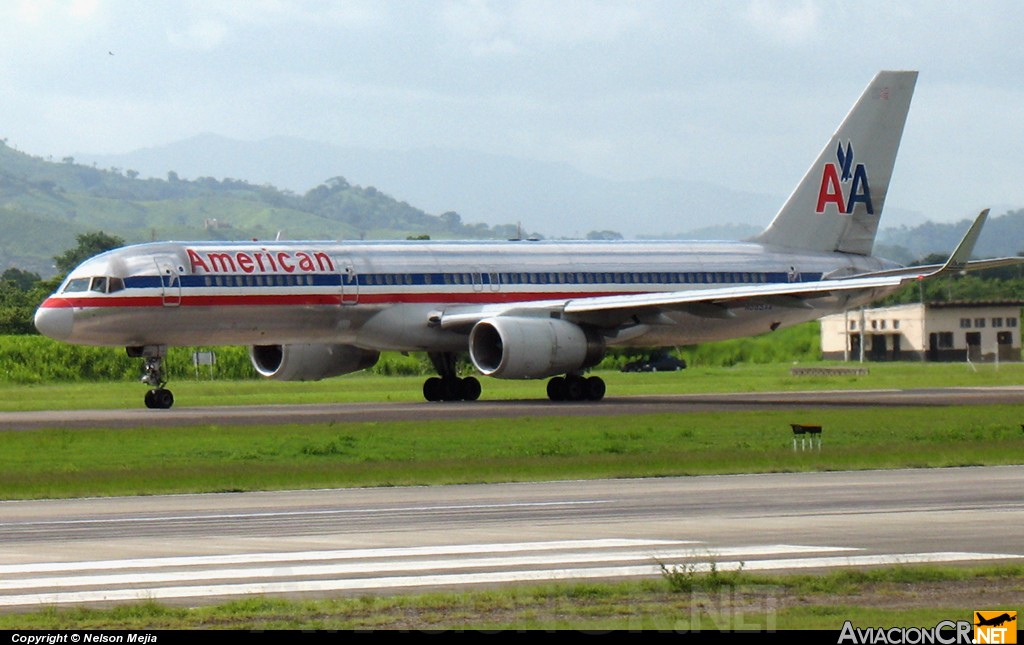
[
  {"left": 438, "top": 209, "right": 1020, "bottom": 331},
  {"left": 437, "top": 272, "right": 913, "bottom": 330}
]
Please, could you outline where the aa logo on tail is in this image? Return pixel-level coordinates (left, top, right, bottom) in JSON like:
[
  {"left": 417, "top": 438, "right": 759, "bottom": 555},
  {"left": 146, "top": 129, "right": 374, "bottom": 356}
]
[{"left": 815, "top": 141, "right": 874, "bottom": 215}]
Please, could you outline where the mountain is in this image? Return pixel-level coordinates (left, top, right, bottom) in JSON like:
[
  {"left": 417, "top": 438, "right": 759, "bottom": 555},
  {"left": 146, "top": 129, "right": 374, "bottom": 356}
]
[
  {"left": 877, "top": 210, "right": 1024, "bottom": 262},
  {"left": 3, "top": 135, "right": 1021, "bottom": 278},
  {"left": 77, "top": 134, "right": 782, "bottom": 239},
  {"left": 0, "top": 142, "right": 523, "bottom": 277}
]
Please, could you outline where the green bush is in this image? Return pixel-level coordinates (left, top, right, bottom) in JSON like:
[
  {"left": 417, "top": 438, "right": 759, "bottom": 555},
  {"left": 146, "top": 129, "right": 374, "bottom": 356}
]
[
  {"left": 0, "top": 322, "right": 822, "bottom": 383},
  {"left": 597, "top": 322, "right": 820, "bottom": 370},
  {"left": 0, "top": 336, "right": 258, "bottom": 383}
]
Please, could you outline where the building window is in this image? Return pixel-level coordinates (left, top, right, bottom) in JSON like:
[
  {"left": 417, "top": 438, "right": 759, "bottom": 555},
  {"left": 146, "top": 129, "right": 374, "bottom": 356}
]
[
  {"left": 849, "top": 320, "right": 857, "bottom": 331},
  {"left": 1009, "top": 318, "right": 1018, "bottom": 328},
  {"left": 993, "top": 317, "right": 1004, "bottom": 328},
  {"left": 871, "top": 320, "right": 878, "bottom": 330},
  {"left": 893, "top": 320, "right": 900, "bottom": 330},
  {"left": 938, "top": 332, "right": 954, "bottom": 349},
  {"left": 975, "top": 318, "right": 986, "bottom": 328},
  {"left": 960, "top": 318, "right": 971, "bottom": 329},
  {"left": 880, "top": 320, "right": 887, "bottom": 330}
]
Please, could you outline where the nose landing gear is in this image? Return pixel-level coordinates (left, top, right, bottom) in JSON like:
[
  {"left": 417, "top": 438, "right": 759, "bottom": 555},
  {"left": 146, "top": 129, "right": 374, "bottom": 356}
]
[{"left": 128, "top": 346, "right": 174, "bottom": 409}]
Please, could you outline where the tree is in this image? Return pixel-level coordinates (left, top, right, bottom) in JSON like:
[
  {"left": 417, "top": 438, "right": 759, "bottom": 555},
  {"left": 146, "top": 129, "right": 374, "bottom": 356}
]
[
  {"left": 54, "top": 232, "right": 126, "bottom": 275},
  {"left": 440, "top": 211, "right": 462, "bottom": 231},
  {"left": 1, "top": 268, "right": 41, "bottom": 291}
]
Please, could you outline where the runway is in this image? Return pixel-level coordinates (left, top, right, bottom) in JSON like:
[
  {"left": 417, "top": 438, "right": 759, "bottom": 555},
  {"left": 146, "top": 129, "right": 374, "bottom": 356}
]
[
  {"left": 1, "top": 387, "right": 1022, "bottom": 609},
  {"left": 2, "top": 385, "right": 1024, "bottom": 430},
  {"left": 1, "top": 466, "right": 1022, "bottom": 608}
]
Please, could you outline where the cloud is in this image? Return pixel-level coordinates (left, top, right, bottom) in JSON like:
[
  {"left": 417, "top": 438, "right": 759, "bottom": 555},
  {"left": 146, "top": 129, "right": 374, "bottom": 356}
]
[
  {"left": 440, "top": 0, "right": 647, "bottom": 56},
  {"left": 166, "top": 19, "right": 229, "bottom": 51},
  {"left": 741, "top": 0, "right": 822, "bottom": 45},
  {"left": 0, "top": 0, "right": 109, "bottom": 60}
]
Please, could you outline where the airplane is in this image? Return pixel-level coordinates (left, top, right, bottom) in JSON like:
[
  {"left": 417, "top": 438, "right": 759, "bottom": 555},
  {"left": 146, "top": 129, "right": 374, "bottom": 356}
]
[
  {"left": 33, "top": 70, "right": 1022, "bottom": 408},
  {"left": 975, "top": 612, "right": 1014, "bottom": 628}
]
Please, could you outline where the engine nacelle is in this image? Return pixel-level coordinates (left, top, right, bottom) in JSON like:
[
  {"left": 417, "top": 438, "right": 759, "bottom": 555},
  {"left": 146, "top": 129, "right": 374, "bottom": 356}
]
[
  {"left": 469, "top": 317, "right": 605, "bottom": 379},
  {"left": 250, "top": 344, "right": 380, "bottom": 381}
]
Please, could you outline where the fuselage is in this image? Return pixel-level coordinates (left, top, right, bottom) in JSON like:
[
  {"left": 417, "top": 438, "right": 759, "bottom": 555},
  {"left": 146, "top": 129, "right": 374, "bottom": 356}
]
[{"left": 35, "top": 238, "right": 901, "bottom": 351}]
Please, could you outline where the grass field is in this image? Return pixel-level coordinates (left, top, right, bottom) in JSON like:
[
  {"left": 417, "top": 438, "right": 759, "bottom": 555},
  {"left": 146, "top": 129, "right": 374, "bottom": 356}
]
[
  {"left": 1, "top": 361, "right": 1022, "bottom": 629},
  {"left": 2, "top": 360, "right": 1024, "bottom": 411},
  {"left": 0, "top": 564, "right": 1019, "bottom": 630},
  {"left": 2, "top": 404, "right": 1024, "bottom": 499}
]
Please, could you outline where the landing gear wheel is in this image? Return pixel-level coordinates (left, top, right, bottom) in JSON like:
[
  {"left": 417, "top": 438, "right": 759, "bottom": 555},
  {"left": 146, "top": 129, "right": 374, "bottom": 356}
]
[
  {"left": 145, "top": 388, "right": 174, "bottom": 409},
  {"left": 423, "top": 377, "right": 443, "bottom": 402},
  {"left": 134, "top": 348, "right": 173, "bottom": 409},
  {"left": 440, "top": 376, "right": 462, "bottom": 401},
  {"left": 546, "top": 376, "right": 567, "bottom": 401},
  {"left": 423, "top": 376, "right": 482, "bottom": 402},
  {"left": 424, "top": 352, "right": 484, "bottom": 402},
  {"left": 460, "top": 376, "right": 481, "bottom": 401},
  {"left": 564, "top": 375, "right": 587, "bottom": 401},
  {"left": 547, "top": 375, "right": 605, "bottom": 402}
]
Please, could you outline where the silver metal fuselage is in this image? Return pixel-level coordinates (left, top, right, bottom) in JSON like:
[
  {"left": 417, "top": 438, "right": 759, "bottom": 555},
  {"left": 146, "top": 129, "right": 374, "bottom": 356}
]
[{"left": 36, "top": 239, "right": 900, "bottom": 352}]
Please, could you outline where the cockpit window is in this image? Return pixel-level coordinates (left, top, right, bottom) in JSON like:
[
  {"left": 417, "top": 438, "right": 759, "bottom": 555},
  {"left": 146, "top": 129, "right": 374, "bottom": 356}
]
[
  {"left": 62, "top": 278, "right": 90, "bottom": 293},
  {"left": 63, "top": 276, "right": 125, "bottom": 294}
]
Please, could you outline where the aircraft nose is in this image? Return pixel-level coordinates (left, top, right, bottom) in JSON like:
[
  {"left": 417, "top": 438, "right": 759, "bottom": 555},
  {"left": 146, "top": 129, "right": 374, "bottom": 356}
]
[{"left": 34, "top": 300, "right": 74, "bottom": 341}]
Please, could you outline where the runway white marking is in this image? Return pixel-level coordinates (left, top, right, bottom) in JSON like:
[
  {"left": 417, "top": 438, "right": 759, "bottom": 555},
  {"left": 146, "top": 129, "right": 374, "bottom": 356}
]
[
  {"left": 0, "top": 538, "right": 688, "bottom": 575},
  {"left": 4, "top": 500, "right": 609, "bottom": 527},
  {"left": 0, "top": 540, "right": 1019, "bottom": 608},
  {"left": 0, "top": 544, "right": 852, "bottom": 592}
]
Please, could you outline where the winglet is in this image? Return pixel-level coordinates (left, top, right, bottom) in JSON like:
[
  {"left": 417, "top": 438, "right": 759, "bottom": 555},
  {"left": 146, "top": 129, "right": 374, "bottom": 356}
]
[{"left": 933, "top": 208, "right": 989, "bottom": 275}]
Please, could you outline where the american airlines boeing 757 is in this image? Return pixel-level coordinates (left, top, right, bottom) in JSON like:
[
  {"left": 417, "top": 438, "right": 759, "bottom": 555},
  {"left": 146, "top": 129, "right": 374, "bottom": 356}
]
[{"left": 33, "top": 71, "right": 1021, "bottom": 408}]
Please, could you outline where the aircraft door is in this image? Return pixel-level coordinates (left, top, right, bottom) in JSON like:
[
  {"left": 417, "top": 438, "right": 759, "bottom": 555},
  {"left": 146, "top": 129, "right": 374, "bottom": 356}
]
[
  {"left": 154, "top": 257, "right": 181, "bottom": 307},
  {"left": 339, "top": 259, "right": 358, "bottom": 305}
]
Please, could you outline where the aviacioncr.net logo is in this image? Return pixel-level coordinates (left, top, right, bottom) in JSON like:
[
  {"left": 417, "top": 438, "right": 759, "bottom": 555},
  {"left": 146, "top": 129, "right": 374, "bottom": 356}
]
[{"left": 974, "top": 610, "right": 1017, "bottom": 644}]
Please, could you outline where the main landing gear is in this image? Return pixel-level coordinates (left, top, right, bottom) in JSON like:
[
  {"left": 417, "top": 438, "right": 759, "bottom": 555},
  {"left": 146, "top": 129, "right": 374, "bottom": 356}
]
[
  {"left": 128, "top": 346, "right": 174, "bottom": 409},
  {"left": 546, "top": 375, "right": 605, "bottom": 402},
  {"left": 423, "top": 352, "right": 481, "bottom": 402},
  {"left": 421, "top": 352, "right": 607, "bottom": 403}
]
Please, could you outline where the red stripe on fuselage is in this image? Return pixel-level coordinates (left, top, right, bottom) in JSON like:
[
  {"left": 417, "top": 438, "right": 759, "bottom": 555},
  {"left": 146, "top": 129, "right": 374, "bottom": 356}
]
[{"left": 41, "top": 290, "right": 641, "bottom": 309}]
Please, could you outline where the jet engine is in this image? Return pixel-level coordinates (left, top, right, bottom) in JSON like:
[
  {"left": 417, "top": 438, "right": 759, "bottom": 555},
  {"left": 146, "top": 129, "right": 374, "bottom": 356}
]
[
  {"left": 469, "top": 317, "right": 604, "bottom": 379},
  {"left": 250, "top": 344, "right": 380, "bottom": 381}
]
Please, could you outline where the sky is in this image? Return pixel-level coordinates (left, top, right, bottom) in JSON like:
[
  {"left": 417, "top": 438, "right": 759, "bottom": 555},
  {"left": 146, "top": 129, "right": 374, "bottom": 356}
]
[{"left": 2, "top": 0, "right": 1024, "bottom": 231}]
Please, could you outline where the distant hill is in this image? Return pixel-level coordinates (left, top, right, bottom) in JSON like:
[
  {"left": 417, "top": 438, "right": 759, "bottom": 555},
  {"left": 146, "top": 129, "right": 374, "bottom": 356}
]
[
  {"left": 0, "top": 142, "right": 527, "bottom": 276},
  {"left": 77, "top": 134, "right": 784, "bottom": 239},
  {"left": 2, "top": 137, "right": 1021, "bottom": 277},
  {"left": 876, "top": 210, "right": 1024, "bottom": 262}
]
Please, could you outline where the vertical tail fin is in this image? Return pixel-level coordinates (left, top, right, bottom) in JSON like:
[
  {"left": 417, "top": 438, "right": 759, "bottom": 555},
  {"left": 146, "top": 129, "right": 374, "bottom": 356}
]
[{"left": 753, "top": 71, "right": 918, "bottom": 255}]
